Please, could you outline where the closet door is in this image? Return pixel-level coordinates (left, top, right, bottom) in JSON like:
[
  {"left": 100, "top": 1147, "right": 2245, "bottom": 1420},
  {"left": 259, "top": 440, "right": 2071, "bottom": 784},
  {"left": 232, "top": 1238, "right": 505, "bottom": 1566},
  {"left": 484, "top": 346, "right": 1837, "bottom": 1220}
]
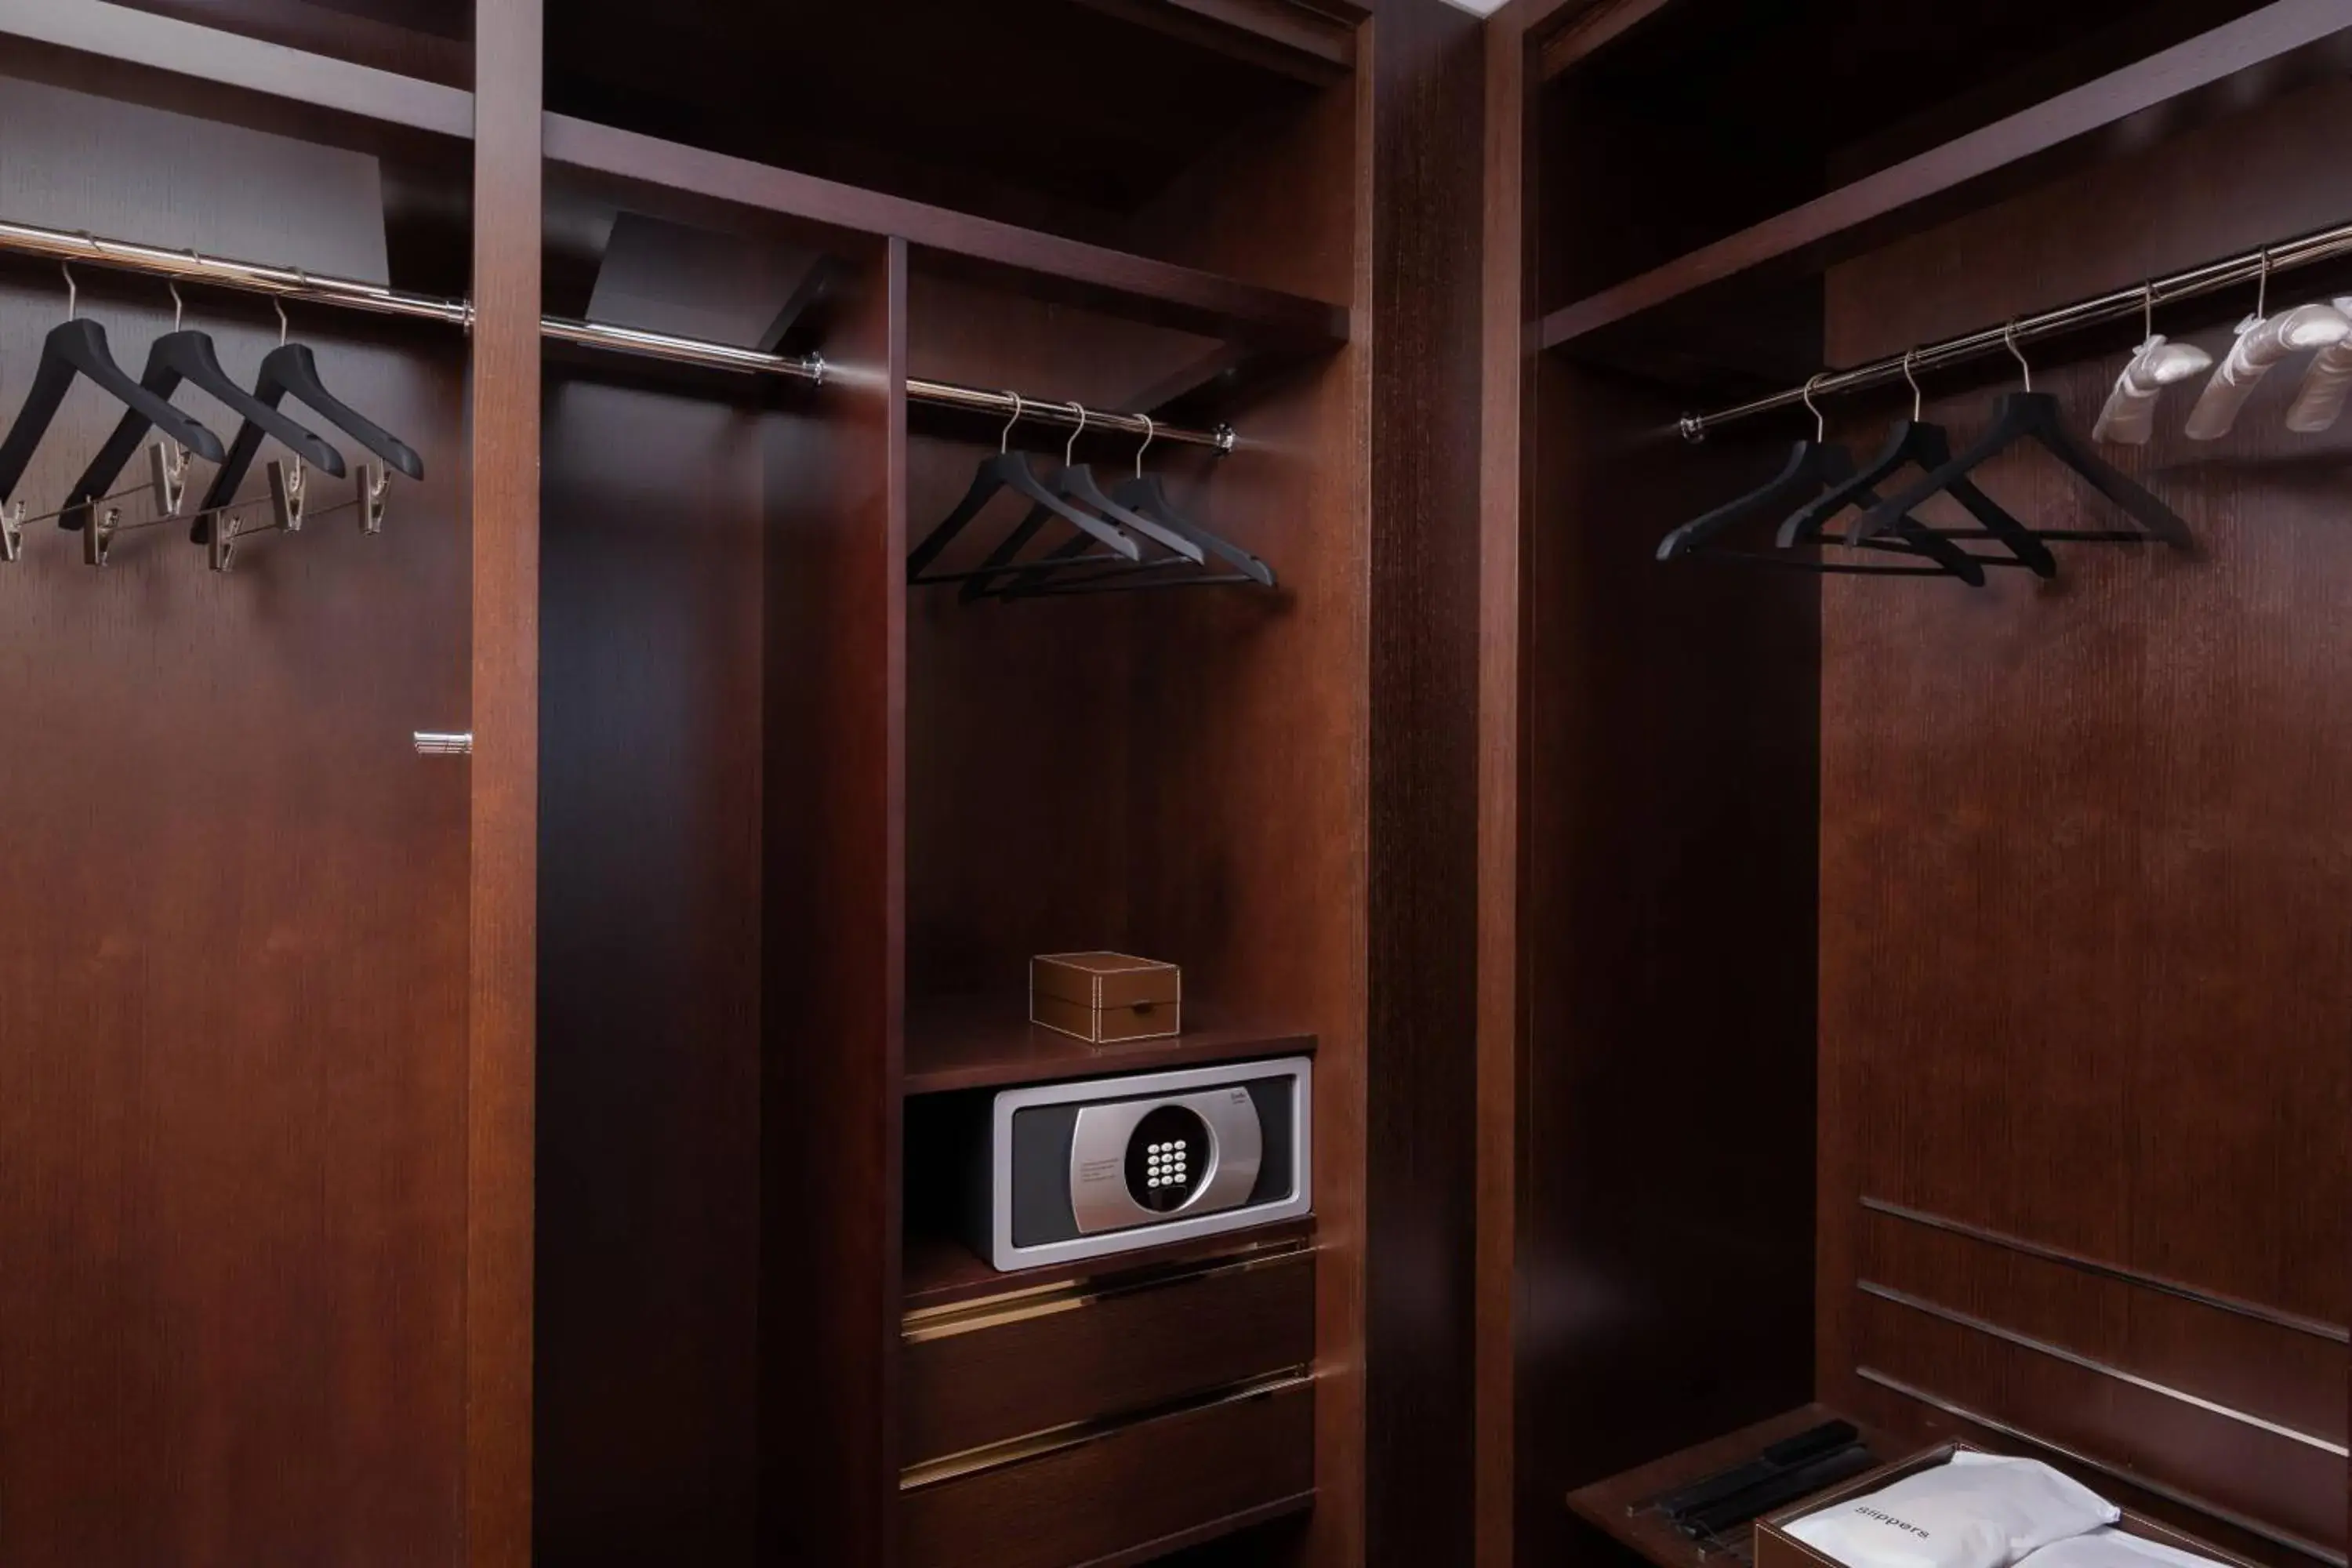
[{"left": 0, "top": 6, "right": 535, "bottom": 1567}]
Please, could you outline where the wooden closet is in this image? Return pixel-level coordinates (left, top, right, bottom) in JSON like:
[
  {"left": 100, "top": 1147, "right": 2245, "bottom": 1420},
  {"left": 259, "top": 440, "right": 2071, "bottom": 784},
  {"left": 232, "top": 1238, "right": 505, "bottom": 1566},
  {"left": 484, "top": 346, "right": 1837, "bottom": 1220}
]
[
  {"left": 0, "top": 4, "right": 1486, "bottom": 1568},
  {"left": 1480, "top": 5, "right": 2350, "bottom": 1568}
]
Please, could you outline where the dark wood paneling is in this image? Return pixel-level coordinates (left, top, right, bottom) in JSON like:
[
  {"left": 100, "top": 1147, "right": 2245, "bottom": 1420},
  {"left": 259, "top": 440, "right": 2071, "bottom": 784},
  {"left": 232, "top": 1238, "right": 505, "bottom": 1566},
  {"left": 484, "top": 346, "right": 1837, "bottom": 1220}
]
[
  {"left": 107, "top": 0, "right": 473, "bottom": 86},
  {"left": 1477, "top": 13, "right": 1541, "bottom": 1568},
  {"left": 540, "top": 114, "right": 1349, "bottom": 348},
  {"left": 1817, "top": 78, "right": 2352, "bottom": 1559},
  {"left": 760, "top": 234, "right": 907, "bottom": 1568},
  {"left": 1515, "top": 351, "right": 1822, "bottom": 1566},
  {"left": 902, "top": 1250, "right": 1316, "bottom": 1464},
  {"left": 0, "top": 302, "right": 470, "bottom": 1566},
  {"left": 1537, "top": 0, "right": 2352, "bottom": 349},
  {"left": 0, "top": 0, "right": 474, "bottom": 136},
  {"left": 1853, "top": 1300, "right": 2343, "bottom": 1550},
  {"left": 1362, "top": 5, "right": 1487, "bottom": 1568},
  {"left": 466, "top": 6, "right": 541, "bottom": 1566},
  {"left": 1534, "top": 0, "right": 1675, "bottom": 79},
  {"left": 902, "top": 1382, "right": 1318, "bottom": 1568},
  {"left": 899, "top": 276, "right": 1231, "bottom": 1001},
  {"left": 543, "top": 0, "right": 1325, "bottom": 239},
  {"left": 1857, "top": 1207, "right": 2346, "bottom": 1444},
  {"left": 901, "top": 202, "right": 1367, "bottom": 1568},
  {"left": 534, "top": 377, "right": 766, "bottom": 1566},
  {"left": 1060, "top": 0, "right": 1354, "bottom": 82}
]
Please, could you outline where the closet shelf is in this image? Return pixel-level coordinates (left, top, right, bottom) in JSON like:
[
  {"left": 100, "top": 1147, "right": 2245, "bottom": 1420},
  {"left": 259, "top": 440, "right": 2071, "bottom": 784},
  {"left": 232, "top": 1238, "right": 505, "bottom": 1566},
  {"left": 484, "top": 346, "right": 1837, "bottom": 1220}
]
[
  {"left": 903, "top": 994, "right": 1315, "bottom": 1097},
  {"left": 11, "top": 7, "right": 1350, "bottom": 358},
  {"left": 2, "top": 0, "right": 474, "bottom": 138},
  {"left": 903, "top": 1217, "right": 1316, "bottom": 1313},
  {"left": 1535, "top": 0, "right": 2352, "bottom": 354},
  {"left": 1566, "top": 1404, "right": 1893, "bottom": 1568},
  {"left": 543, "top": 115, "right": 1351, "bottom": 351}
]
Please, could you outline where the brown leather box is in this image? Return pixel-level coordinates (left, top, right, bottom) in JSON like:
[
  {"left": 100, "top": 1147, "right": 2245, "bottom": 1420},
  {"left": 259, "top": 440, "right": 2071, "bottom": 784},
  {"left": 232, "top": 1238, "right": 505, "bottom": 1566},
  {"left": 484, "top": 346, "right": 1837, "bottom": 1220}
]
[{"left": 1029, "top": 952, "right": 1181, "bottom": 1044}]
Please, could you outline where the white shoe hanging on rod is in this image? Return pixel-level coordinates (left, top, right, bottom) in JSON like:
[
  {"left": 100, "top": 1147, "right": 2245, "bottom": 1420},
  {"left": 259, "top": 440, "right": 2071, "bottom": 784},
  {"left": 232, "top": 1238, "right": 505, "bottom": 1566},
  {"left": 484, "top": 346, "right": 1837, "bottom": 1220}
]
[
  {"left": 2285, "top": 296, "right": 2352, "bottom": 433},
  {"left": 2183, "top": 251, "right": 2351, "bottom": 440},
  {"left": 2093, "top": 339, "right": 2212, "bottom": 445},
  {"left": 2096, "top": 285, "right": 2211, "bottom": 445}
]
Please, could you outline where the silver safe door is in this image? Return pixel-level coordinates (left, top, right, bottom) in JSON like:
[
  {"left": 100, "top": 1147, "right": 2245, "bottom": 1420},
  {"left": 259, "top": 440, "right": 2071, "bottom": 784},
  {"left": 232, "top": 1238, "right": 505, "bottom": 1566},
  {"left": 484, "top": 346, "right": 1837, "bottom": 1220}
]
[
  {"left": 985, "top": 1056, "right": 1312, "bottom": 1270},
  {"left": 1069, "top": 1084, "right": 1265, "bottom": 1233}
]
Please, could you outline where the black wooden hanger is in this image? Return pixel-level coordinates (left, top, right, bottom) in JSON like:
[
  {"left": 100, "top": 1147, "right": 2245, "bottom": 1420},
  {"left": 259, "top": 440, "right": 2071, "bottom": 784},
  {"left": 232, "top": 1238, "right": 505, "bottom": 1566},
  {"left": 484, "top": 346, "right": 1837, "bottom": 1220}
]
[
  {"left": 62, "top": 281, "right": 343, "bottom": 533},
  {"left": 1853, "top": 323, "right": 2192, "bottom": 551},
  {"left": 1776, "top": 349, "right": 2057, "bottom": 578},
  {"left": 1045, "top": 405, "right": 1203, "bottom": 564},
  {"left": 974, "top": 416, "right": 1275, "bottom": 598},
  {"left": 1109, "top": 417, "right": 1275, "bottom": 588},
  {"left": 193, "top": 299, "right": 425, "bottom": 544},
  {"left": 0, "top": 263, "right": 225, "bottom": 516},
  {"left": 906, "top": 391, "right": 1143, "bottom": 588},
  {"left": 1659, "top": 376, "right": 1986, "bottom": 585}
]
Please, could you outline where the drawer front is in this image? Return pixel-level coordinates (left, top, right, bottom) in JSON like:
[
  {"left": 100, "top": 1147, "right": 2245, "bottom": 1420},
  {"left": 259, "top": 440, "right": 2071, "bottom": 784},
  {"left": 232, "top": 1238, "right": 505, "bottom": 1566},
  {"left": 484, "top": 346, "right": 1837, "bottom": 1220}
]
[
  {"left": 902, "top": 1377, "right": 1315, "bottom": 1568},
  {"left": 902, "top": 1247, "right": 1315, "bottom": 1465}
]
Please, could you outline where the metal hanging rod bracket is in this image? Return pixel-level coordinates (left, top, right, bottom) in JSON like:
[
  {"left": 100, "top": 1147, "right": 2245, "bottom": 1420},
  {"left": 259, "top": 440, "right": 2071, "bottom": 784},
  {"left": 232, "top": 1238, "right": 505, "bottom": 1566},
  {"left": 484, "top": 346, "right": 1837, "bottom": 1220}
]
[
  {"left": 1679, "top": 214, "right": 2352, "bottom": 440},
  {"left": 0, "top": 216, "right": 1237, "bottom": 454}
]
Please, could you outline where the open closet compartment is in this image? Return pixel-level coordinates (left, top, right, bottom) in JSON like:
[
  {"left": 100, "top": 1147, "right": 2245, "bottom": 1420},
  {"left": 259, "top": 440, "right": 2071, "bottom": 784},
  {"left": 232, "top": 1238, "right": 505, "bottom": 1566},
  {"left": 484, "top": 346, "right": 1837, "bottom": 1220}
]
[
  {"left": 0, "top": 5, "right": 487, "bottom": 1565},
  {"left": 532, "top": 5, "right": 1374, "bottom": 1567},
  {"left": 1484, "top": 6, "right": 2352, "bottom": 1568}
]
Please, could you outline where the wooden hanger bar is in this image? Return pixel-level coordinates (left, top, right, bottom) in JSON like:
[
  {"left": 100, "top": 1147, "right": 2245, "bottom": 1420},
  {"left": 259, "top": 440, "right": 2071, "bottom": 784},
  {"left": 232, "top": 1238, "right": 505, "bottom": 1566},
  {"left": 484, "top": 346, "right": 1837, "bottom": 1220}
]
[
  {"left": 0, "top": 217, "right": 1239, "bottom": 453},
  {"left": 1678, "top": 213, "right": 2352, "bottom": 440}
]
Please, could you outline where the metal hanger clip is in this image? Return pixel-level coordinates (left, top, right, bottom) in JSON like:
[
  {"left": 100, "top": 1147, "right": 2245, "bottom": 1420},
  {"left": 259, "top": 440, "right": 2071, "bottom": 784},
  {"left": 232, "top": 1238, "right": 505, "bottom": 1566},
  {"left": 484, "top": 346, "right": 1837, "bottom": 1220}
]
[
  {"left": 0, "top": 500, "right": 24, "bottom": 564},
  {"left": 267, "top": 459, "right": 307, "bottom": 534},
  {"left": 358, "top": 461, "right": 389, "bottom": 535},
  {"left": 82, "top": 506, "right": 120, "bottom": 568},
  {"left": 209, "top": 511, "right": 242, "bottom": 573},
  {"left": 147, "top": 439, "right": 188, "bottom": 517}
]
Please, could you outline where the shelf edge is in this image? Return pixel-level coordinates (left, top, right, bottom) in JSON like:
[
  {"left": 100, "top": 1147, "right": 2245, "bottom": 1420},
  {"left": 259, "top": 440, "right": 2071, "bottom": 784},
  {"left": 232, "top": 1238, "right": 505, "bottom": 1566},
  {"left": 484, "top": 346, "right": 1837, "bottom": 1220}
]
[
  {"left": 1537, "top": 0, "right": 2352, "bottom": 351},
  {"left": 543, "top": 113, "right": 1352, "bottom": 348},
  {"left": 0, "top": 0, "right": 474, "bottom": 136}
]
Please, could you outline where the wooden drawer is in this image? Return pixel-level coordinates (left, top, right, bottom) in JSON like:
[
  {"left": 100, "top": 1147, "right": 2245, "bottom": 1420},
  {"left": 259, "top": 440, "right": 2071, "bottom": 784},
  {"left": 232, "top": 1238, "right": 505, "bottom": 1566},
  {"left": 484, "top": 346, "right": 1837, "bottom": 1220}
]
[
  {"left": 902, "top": 1244, "right": 1316, "bottom": 1465},
  {"left": 902, "top": 1375, "right": 1315, "bottom": 1568}
]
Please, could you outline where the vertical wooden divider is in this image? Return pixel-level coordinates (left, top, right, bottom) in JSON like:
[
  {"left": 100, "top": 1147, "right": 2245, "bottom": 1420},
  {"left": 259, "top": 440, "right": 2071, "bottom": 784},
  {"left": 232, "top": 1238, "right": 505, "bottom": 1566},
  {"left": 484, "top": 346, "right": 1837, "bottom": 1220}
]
[
  {"left": 1476, "top": 11, "right": 1542, "bottom": 1568},
  {"left": 760, "top": 234, "right": 909, "bottom": 1567},
  {"left": 466, "top": 2, "right": 543, "bottom": 1566}
]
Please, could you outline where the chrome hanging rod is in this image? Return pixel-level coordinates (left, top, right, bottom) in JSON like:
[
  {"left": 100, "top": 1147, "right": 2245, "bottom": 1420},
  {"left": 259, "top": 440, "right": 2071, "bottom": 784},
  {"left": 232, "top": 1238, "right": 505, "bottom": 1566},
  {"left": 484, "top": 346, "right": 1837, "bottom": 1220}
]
[
  {"left": 0, "top": 217, "right": 1237, "bottom": 454},
  {"left": 1679, "top": 214, "right": 2352, "bottom": 441}
]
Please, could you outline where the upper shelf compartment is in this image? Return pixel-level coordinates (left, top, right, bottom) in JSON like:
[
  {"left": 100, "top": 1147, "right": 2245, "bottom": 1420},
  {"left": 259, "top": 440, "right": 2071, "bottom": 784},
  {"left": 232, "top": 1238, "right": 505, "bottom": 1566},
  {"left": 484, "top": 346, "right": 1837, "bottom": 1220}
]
[
  {"left": 543, "top": 0, "right": 1361, "bottom": 335},
  {"left": 1534, "top": 0, "right": 2352, "bottom": 362}
]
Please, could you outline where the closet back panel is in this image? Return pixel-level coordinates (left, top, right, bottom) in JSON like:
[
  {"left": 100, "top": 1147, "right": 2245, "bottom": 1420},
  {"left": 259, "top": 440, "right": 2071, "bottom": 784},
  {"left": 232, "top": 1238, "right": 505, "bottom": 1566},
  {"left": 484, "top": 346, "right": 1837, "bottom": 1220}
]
[
  {"left": 1816, "top": 78, "right": 2352, "bottom": 1560},
  {"left": 1517, "top": 351, "right": 1823, "bottom": 1565},
  {"left": 0, "top": 281, "right": 472, "bottom": 1564},
  {"left": 902, "top": 276, "right": 1364, "bottom": 1035},
  {"left": 535, "top": 372, "right": 768, "bottom": 1565}
]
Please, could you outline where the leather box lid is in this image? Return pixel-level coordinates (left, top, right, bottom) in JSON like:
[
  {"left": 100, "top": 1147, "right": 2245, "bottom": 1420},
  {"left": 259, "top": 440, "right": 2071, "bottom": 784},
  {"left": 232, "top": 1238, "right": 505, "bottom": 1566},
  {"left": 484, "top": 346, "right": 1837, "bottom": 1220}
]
[{"left": 1032, "top": 953, "right": 1181, "bottom": 1009}]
